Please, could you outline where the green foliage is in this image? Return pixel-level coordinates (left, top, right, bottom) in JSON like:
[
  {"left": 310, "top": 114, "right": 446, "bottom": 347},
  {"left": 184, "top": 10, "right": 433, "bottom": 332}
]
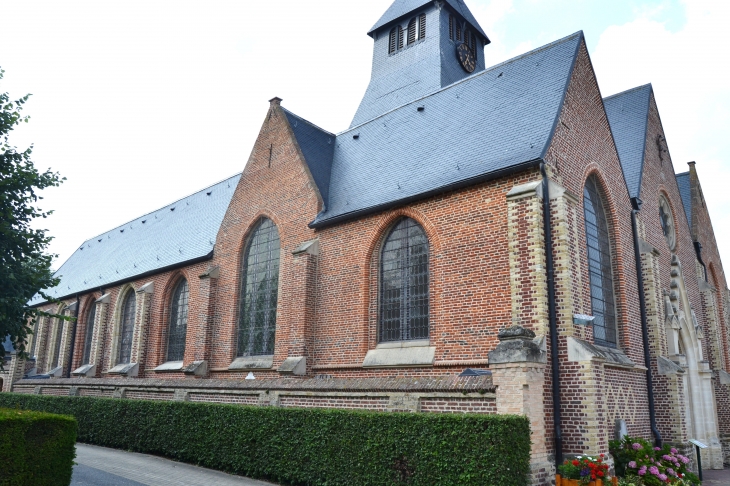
[
  {"left": 0, "top": 407, "right": 77, "bottom": 486},
  {"left": 0, "top": 393, "right": 532, "bottom": 486},
  {"left": 609, "top": 436, "right": 700, "bottom": 486},
  {"left": 0, "top": 67, "right": 66, "bottom": 358}
]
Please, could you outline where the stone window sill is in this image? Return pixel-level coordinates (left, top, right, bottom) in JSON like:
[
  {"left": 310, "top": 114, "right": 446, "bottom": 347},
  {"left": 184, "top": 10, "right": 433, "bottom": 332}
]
[
  {"left": 376, "top": 339, "right": 430, "bottom": 349},
  {"left": 228, "top": 356, "right": 274, "bottom": 371},
  {"left": 153, "top": 361, "right": 184, "bottom": 372},
  {"left": 362, "top": 346, "right": 435, "bottom": 368}
]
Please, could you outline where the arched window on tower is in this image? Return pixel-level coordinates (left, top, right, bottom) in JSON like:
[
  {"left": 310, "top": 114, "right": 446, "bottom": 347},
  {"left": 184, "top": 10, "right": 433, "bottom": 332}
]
[
  {"left": 118, "top": 291, "right": 136, "bottom": 365},
  {"left": 389, "top": 27, "right": 397, "bottom": 54},
  {"left": 583, "top": 175, "right": 618, "bottom": 348},
  {"left": 238, "top": 218, "right": 280, "bottom": 357},
  {"left": 407, "top": 17, "right": 417, "bottom": 45},
  {"left": 82, "top": 302, "right": 96, "bottom": 364},
  {"left": 379, "top": 218, "right": 429, "bottom": 343},
  {"left": 397, "top": 25, "right": 404, "bottom": 50},
  {"left": 167, "top": 279, "right": 189, "bottom": 362},
  {"left": 419, "top": 13, "right": 426, "bottom": 40}
]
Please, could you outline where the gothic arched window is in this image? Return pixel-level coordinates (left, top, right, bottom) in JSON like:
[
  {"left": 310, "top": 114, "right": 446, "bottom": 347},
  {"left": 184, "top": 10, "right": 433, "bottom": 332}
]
[
  {"left": 584, "top": 176, "right": 618, "bottom": 347},
  {"left": 51, "top": 313, "right": 65, "bottom": 369},
  {"left": 118, "top": 291, "right": 136, "bottom": 365},
  {"left": 167, "top": 279, "right": 189, "bottom": 362},
  {"left": 238, "top": 218, "right": 280, "bottom": 357},
  {"left": 379, "top": 218, "right": 429, "bottom": 342},
  {"left": 82, "top": 302, "right": 96, "bottom": 364}
]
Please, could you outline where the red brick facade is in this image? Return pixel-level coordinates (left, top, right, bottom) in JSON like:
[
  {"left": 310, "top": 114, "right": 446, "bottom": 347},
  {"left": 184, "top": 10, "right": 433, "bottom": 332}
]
[{"left": 6, "top": 29, "right": 728, "bottom": 486}]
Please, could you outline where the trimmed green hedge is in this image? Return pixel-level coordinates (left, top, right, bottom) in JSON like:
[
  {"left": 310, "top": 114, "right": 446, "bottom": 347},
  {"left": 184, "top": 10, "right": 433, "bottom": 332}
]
[
  {"left": 0, "top": 407, "right": 77, "bottom": 486},
  {"left": 0, "top": 393, "right": 530, "bottom": 485}
]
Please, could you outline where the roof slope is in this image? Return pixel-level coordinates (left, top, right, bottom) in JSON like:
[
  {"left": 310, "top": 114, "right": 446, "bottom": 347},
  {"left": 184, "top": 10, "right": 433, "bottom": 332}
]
[
  {"left": 676, "top": 171, "right": 692, "bottom": 227},
  {"left": 368, "top": 0, "right": 488, "bottom": 39},
  {"left": 603, "top": 84, "right": 653, "bottom": 199},
  {"left": 30, "top": 174, "right": 241, "bottom": 306},
  {"left": 310, "top": 32, "right": 583, "bottom": 227},
  {"left": 282, "top": 108, "right": 336, "bottom": 206}
]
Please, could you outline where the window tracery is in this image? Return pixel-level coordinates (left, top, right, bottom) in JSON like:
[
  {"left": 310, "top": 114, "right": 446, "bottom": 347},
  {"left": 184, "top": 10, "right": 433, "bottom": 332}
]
[
  {"left": 167, "top": 279, "right": 189, "bottom": 362},
  {"left": 118, "top": 291, "right": 136, "bottom": 365}
]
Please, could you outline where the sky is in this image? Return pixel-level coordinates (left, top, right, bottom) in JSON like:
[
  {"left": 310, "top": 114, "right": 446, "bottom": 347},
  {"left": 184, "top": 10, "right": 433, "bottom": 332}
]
[{"left": 1, "top": 0, "right": 729, "bottom": 272}]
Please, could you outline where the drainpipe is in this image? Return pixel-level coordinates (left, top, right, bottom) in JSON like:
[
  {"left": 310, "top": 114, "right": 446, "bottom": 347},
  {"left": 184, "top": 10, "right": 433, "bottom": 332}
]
[
  {"left": 693, "top": 241, "right": 708, "bottom": 282},
  {"left": 540, "top": 163, "right": 562, "bottom": 467},
  {"left": 65, "top": 294, "right": 80, "bottom": 378},
  {"left": 630, "top": 197, "right": 662, "bottom": 447}
]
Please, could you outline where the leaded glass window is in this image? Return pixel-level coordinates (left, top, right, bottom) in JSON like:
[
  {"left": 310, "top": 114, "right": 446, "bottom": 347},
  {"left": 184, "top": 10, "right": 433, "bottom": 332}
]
[
  {"left": 118, "top": 291, "right": 136, "bottom": 365},
  {"left": 238, "top": 218, "right": 280, "bottom": 357},
  {"left": 584, "top": 176, "right": 618, "bottom": 348},
  {"left": 29, "top": 319, "right": 39, "bottom": 357},
  {"left": 51, "top": 314, "right": 65, "bottom": 369},
  {"left": 379, "top": 218, "right": 429, "bottom": 342},
  {"left": 82, "top": 303, "right": 96, "bottom": 364},
  {"left": 167, "top": 279, "right": 189, "bottom": 362}
]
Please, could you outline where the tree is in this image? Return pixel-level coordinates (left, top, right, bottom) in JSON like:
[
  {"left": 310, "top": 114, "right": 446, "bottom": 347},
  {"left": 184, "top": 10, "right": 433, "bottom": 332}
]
[{"left": 0, "top": 67, "right": 65, "bottom": 357}]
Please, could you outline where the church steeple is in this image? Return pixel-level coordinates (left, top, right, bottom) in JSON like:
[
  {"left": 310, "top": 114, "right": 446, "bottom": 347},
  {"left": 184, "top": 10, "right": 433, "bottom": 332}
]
[{"left": 350, "top": 0, "right": 490, "bottom": 127}]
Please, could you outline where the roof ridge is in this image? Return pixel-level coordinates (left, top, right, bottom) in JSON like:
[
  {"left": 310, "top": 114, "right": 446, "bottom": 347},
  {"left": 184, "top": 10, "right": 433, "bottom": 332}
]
[
  {"left": 340, "top": 31, "right": 584, "bottom": 135},
  {"left": 281, "top": 107, "right": 336, "bottom": 136},
  {"left": 77, "top": 172, "right": 242, "bottom": 246},
  {"left": 603, "top": 83, "right": 653, "bottom": 101}
]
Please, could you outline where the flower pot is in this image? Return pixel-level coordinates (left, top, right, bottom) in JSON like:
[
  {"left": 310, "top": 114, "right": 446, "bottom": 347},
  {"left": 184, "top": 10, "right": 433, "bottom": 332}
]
[{"left": 556, "top": 476, "right": 610, "bottom": 486}]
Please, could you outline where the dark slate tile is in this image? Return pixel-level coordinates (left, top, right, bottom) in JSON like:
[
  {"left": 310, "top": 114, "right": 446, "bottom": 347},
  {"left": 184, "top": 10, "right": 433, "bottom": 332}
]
[
  {"left": 369, "top": 0, "right": 488, "bottom": 40},
  {"left": 676, "top": 172, "right": 692, "bottom": 228},
  {"left": 603, "top": 84, "right": 653, "bottom": 199}
]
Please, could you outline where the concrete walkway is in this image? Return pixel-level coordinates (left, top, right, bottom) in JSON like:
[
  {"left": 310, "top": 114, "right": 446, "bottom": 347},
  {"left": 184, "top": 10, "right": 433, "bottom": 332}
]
[
  {"left": 72, "top": 443, "right": 277, "bottom": 486},
  {"left": 703, "top": 468, "right": 730, "bottom": 485}
]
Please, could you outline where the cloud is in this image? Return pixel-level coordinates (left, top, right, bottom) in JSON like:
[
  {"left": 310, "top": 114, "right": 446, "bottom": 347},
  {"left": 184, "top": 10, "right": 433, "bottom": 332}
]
[{"left": 592, "top": 0, "right": 730, "bottom": 269}]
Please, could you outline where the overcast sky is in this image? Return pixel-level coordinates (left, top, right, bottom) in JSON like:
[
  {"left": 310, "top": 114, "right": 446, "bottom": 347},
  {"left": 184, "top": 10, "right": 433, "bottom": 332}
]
[{"left": 1, "top": 0, "right": 729, "bottom": 271}]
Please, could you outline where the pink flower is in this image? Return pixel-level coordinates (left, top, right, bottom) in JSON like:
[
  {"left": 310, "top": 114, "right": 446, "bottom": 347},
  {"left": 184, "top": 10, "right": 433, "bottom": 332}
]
[
  {"left": 638, "top": 466, "right": 647, "bottom": 476},
  {"left": 670, "top": 448, "right": 678, "bottom": 454},
  {"left": 654, "top": 447, "right": 661, "bottom": 451},
  {"left": 662, "top": 454, "right": 672, "bottom": 461},
  {"left": 632, "top": 443, "right": 642, "bottom": 450},
  {"left": 659, "top": 474, "right": 668, "bottom": 481},
  {"left": 667, "top": 468, "right": 675, "bottom": 476},
  {"left": 649, "top": 466, "right": 660, "bottom": 476},
  {"left": 628, "top": 461, "right": 637, "bottom": 468},
  {"left": 679, "top": 455, "right": 690, "bottom": 464}
]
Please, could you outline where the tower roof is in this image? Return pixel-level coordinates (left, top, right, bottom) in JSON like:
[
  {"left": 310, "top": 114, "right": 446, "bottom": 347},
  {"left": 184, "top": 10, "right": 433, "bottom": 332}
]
[{"left": 368, "top": 0, "right": 489, "bottom": 40}]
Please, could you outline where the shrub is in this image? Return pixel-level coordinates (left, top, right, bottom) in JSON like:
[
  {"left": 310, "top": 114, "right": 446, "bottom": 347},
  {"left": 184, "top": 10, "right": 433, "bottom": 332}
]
[
  {"left": 0, "top": 393, "right": 531, "bottom": 486},
  {"left": 609, "top": 436, "right": 700, "bottom": 485},
  {"left": 0, "top": 408, "right": 77, "bottom": 486}
]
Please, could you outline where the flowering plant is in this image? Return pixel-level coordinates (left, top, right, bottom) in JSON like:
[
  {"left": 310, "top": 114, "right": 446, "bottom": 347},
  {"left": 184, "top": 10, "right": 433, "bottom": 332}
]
[
  {"left": 558, "top": 454, "right": 610, "bottom": 485},
  {"left": 609, "top": 437, "right": 700, "bottom": 485}
]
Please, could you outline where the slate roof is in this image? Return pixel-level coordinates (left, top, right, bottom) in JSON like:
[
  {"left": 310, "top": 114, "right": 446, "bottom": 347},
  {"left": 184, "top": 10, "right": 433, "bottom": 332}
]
[
  {"left": 603, "top": 84, "right": 653, "bottom": 199},
  {"left": 309, "top": 31, "right": 583, "bottom": 227},
  {"left": 30, "top": 174, "right": 242, "bottom": 306},
  {"left": 676, "top": 171, "right": 692, "bottom": 227},
  {"left": 369, "top": 0, "right": 489, "bottom": 40},
  {"left": 282, "top": 108, "right": 336, "bottom": 207}
]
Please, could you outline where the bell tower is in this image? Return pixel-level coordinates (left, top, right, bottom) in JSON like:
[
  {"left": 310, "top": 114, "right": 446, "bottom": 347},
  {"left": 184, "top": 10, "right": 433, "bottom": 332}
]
[{"left": 350, "top": 0, "right": 490, "bottom": 127}]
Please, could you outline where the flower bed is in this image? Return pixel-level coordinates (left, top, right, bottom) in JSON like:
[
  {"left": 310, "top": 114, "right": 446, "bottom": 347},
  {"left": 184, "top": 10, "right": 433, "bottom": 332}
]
[{"left": 609, "top": 437, "right": 700, "bottom": 485}]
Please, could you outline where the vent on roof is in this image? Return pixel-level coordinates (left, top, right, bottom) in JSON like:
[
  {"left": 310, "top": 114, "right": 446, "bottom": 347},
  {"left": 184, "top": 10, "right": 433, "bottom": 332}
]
[
  {"left": 142, "top": 220, "right": 147, "bottom": 224},
  {"left": 417, "top": 106, "right": 425, "bottom": 112},
  {"left": 353, "top": 133, "right": 360, "bottom": 140},
  {"left": 170, "top": 207, "right": 175, "bottom": 211},
  {"left": 98, "top": 239, "right": 102, "bottom": 242},
  {"left": 120, "top": 229, "right": 124, "bottom": 233},
  {"left": 206, "top": 191, "right": 212, "bottom": 196}
]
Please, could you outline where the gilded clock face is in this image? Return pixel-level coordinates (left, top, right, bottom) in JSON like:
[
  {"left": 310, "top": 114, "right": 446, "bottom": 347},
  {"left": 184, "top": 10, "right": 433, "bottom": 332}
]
[{"left": 456, "top": 42, "right": 476, "bottom": 73}]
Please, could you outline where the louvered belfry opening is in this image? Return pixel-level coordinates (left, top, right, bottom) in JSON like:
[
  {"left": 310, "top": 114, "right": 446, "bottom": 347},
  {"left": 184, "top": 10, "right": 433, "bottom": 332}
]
[
  {"left": 118, "top": 291, "right": 136, "bottom": 365},
  {"left": 167, "top": 279, "right": 189, "bottom": 362},
  {"left": 397, "top": 25, "right": 404, "bottom": 50},
  {"left": 583, "top": 176, "right": 618, "bottom": 348},
  {"left": 471, "top": 32, "right": 478, "bottom": 60},
  {"left": 388, "top": 27, "right": 397, "bottom": 54},
  {"left": 379, "top": 218, "right": 430, "bottom": 343},
  {"left": 82, "top": 302, "right": 96, "bottom": 365},
  {"left": 456, "top": 20, "right": 462, "bottom": 41},
  {"left": 448, "top": 14, "right": 454, "bottom": 40},
  {"left": 418, "top": 13, "right": 426, "bottom": 40},
  {"left": 407, "top": 18, "right": 417, "bottom": 45},
  {"left": 238, "top": 218, "right": 280, "bottom": 358}
]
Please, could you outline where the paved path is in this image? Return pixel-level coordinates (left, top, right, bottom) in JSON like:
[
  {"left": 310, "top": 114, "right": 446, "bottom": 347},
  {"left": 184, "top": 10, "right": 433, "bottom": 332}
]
[
  {"left": 703, "top": 468, "right": 730, "bottom": 485},
  {"left": 72, "top": 443, "right": 277, "bottom": 486}
]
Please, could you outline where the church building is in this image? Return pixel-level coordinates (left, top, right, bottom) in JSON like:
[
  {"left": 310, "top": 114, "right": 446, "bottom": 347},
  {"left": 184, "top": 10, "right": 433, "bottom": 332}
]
[{"left": 4, "top": 0, "right": 729, "bottom": 483}]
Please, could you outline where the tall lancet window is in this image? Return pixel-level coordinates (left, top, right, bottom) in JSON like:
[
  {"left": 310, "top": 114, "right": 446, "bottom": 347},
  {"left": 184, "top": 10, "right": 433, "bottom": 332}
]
[
  {"left": 238, "top": 218, "right": 280, "bottom": 357},
  {"left": 82, "top": 302, "right": 96, "bottom": 364},
  {"left": 583, "top": 176, "right": 618, "bottom": 347},
  {"left": 51, "top": 312, "right": 65, "bottom": 369},
  {"left": 379, "top": 218, "right": 429, "bottom": 342},
  {"left": 167, "top": 279, "right": 189, "bottom": 362},
  {"left": 118, "top": 291, "right": 136, "bottom": 364}
]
